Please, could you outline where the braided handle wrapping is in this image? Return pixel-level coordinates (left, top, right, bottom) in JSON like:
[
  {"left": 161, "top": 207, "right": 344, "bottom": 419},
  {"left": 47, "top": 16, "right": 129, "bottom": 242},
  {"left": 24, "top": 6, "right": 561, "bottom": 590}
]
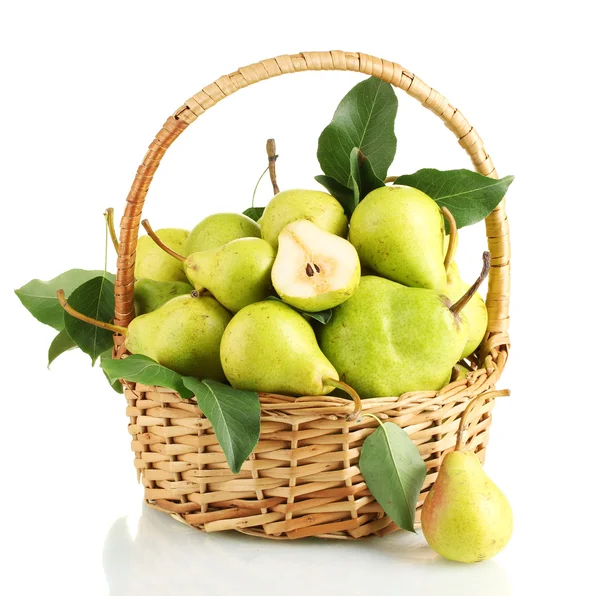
[{"left": 114, "top": 51, "right": 510, "bottom": 356}]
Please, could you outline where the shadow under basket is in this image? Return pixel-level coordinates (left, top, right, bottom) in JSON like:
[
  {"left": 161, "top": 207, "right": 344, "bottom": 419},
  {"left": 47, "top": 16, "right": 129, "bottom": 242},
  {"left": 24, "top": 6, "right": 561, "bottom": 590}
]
[{"left": 114, "top": 51, "right": 511, "bottom": 540}]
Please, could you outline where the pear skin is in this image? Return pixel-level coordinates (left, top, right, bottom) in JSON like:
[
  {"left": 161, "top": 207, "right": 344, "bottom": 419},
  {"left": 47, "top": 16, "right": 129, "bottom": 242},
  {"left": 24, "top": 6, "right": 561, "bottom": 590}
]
[
  {"left": 220, "top": 300, "right": 339, "bottom": 396},
  {"left": 134, "top": 279, "right": 193, "bottom": 315},
  {"left": 126, "top": 294, "right": 232, "bottom": 381},
  {"left": 349, "top": 186, "right": 446, "bottom": 291},
  {"left": 319, "top": 276, "right": 467, "bottom": 398},
  {"left": 185, "top": 238, "right": 275, "bottom": 312},
  {"left": 421, "top": 451, "right": 513, "bottom": 563},
  {"left": 185, "top": 213, "right": 260, "bottom": 255},
  {"left": 135, "top": 228, "right": 189, "bottom": 283},
  {"left": 444, "top": 262, "right": 488, "bottom": 358},
  {"left": 261, "top": 189, "right": 348, "bottom": 247}
]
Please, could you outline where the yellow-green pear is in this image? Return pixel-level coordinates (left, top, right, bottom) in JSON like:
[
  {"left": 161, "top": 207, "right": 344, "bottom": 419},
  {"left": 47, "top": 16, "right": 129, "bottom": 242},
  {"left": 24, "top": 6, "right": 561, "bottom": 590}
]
[
  {"left": 421, "top": 396, "right": 513, "bottom": 563},
  {"left": 444, "top": 261, "right": 488, "bottom": 358},
  {"left": 135, "top": 228, "right": 189, "bottom": 283},
  {"left": 134, "top": 279, "right": 193, "bottom": 315},
  {"left": 319, "top": 254, "right": 490, "bottom": 398},
  {"left": 349, "top": 186, "right": 446, "bottom": 291},
  {"left": 260, "top": 189, "right": 348, "bottom": 247},
  {"left": 184, "top": 238, "right": 276, "bottom": 312},
  {"left": 185, "top": 213, "right": 261, "bottom": 255},
  {"left": 220, "top": 300, "right": 339, "bottom": 396},
  {"left": 126, "top": 295, "right": 231, "bottom": 380},
  {"left": 272, "top": 220, "right": 360, "bottom": 312}
]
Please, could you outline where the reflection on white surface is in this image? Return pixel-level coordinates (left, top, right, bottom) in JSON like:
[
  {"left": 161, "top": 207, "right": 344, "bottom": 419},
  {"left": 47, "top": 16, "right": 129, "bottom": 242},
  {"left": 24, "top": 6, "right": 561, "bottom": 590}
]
[{"left": 103, "top": 503, "right": 511, "bottom": 596}]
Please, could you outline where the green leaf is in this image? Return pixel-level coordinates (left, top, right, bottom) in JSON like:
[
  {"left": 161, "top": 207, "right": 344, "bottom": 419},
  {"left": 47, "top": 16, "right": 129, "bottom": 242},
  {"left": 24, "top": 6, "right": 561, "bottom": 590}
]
[
  {"left": 182, "top": 378, "right": 260, "bottom": 474},
  {"left": 265, "top": 295, "right": 332, "bottom": 325},
  {"left": 63, "top": 276, "right": 116, "bottom": 365},
  {"left": 15, "top": 269, "right": 115, "bottom": 331},
  {"left": 47, "top": 329, "right": 76, "bottom": 368},
  {"left": 100, "top": 350, "right": 123, "bottom": 394},
  {"left": 394, "top": 169, "right": 515, "bottom": 229},
  {"left": 243, "top": 207, "right": 265, "bottom": 222},
  {"left": 314, "top": 175, "right": 356, "bottom": 216},
  {"left": 101, "top": 354, "right": 194, "bottom": 398},
  {"left": 359, "top": 422, "right": 427, "bottom": 532},
  {"left": 317, "top": 76, "right": 397, "bottom": 187}
]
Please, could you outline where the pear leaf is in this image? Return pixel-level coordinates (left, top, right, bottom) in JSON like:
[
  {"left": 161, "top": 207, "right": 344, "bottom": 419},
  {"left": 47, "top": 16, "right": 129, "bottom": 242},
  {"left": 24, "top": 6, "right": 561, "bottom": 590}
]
[
  {"left": 265, "top": 295, "right": 332, "bottom": 324},
  {"left": 63, "top": 276, "right": 116, "bottom": 365},
  {"left": 243, "top": 207, "right": 265, "bottom": 222},
  {"left": 182, "top": 378, "right": 260, "bottom": 474},
  {"left": 15, "top": 269, "right": 116, "bottom": 331},
  {"left": 101, "top": 354, "right": 194, "bottom": 399},
  {"left": 394, "top": 169, "right": 515, "bottom": 229},
  {"left": 359, "top": 422, "right": 426, "bottom": 532},
  {"left": 318, "top": 76, "right": 398, "bottom": 187},
  {"left": 47, "top": 329, "right": 77, "bottom": 368},
  {"left": 348, "top": 148, "right": 386, "bottom": 215},
  {"left": 100, "top": 350, "right": 123, "bottom": 394},
  {"left": 314, "top": 175, "right": 356, "bottom": 216}
]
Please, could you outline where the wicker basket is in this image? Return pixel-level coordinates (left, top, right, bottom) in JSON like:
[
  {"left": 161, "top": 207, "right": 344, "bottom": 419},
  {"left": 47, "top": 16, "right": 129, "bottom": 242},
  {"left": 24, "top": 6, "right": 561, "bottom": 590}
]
[{"left": 113, "top": 51, "right": 510, "bottom": 540}]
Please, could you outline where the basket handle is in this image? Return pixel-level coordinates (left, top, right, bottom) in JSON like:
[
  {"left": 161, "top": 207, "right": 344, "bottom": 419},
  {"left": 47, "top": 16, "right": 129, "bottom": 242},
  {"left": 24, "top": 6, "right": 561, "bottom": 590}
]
[{"left": 114, "top": 51, "right": 510, "bottom": 357}]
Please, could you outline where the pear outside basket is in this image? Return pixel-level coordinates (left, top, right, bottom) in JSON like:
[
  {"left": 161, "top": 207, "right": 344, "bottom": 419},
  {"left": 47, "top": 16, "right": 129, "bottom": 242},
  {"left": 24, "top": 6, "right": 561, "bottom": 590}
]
[{"left": 113, "top": 51, "right": 510, "bottom": 540}]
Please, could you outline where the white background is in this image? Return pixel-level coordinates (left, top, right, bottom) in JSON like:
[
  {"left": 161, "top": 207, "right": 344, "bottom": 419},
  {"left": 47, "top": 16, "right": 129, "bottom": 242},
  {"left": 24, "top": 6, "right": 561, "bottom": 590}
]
[{"left": 1, "top": 1, "right": 599, "bottom": 595}]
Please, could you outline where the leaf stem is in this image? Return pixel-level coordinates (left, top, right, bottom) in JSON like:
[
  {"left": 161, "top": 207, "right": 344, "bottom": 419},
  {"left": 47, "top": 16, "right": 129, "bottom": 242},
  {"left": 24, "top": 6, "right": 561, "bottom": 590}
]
[
  {"left": 456, "top": 389, "right": 510, "bottom": 452},
  {"left": 57, "top": 289, "right": 128, "bottom": 335},
  {"left": 104, "top": 208, "right": 119, "bottom": 254},
  {"left": 323, "top": 378, "right": 362, "bottom": 421},
  {"left": 251, "top": 166, "right": 269, "bottom": 208},
  {"left": 141, "top": 220, "right": 186, "bottom": 263},
  {"left": 441, "top": 207, "right": 458, "bottom": 273},
  {"left": 362, "top": 412, "right": 384, "bottom": 427},
  {"left": 266, "top": 138, "right": 279, "bottom": 195},
  {"left": 449, "top": 251, "right": 491, "bottom": 316}
]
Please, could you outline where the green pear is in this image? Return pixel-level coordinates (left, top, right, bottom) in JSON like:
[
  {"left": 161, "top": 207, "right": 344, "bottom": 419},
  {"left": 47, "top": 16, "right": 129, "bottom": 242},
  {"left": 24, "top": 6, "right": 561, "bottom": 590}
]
[
  {"left": 185, "top": 213, "right": 260, "bottom": 255},
  {"left": 260, "top": 189, "right": 348, "bottom": 247},
  {"left": 444, "top": 261, "right": 488, "bottom": 358},
  {"left": 126, "top": 294, "right": 232, "bottom": 380},
  {"left": 271, "top": 220, "right": 360, "bottom": 312},
  {"left": 452, "top": 364, "right": 471, "bottom": 381},
  {"left": 319, "top": 254, "right": 490, "bottom": 398},
  {"left": 220, "top": 300, "right": 339, "bottom": 396},
  {"left": 349, "top": 186, "right": 446, "bottom": 291},
  {"left": 135, "top": 228, "right": 189, "bottom": 283},
  {"left": 184, "top": 238, "right": 276, "bottom": 312},
  {"left": 134, "top": 279, "right": 193, "bottom": 315},
  {"left": 421, "top": 442, "right": 513, "bottom": 562}
]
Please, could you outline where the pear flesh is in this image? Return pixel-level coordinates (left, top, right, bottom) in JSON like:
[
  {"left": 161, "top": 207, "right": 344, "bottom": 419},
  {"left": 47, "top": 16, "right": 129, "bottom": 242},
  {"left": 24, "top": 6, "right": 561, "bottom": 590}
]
[
  {"left": 319, "top": 276, "right": 468, "bottom": 398},
  {"left": 134, "top": 279, "right": 193, "bottom": 315},
  {"left": 184, "top": 237, "right": 275, "bottom": 312},
  {"left": 272, "top": 220, "right": 361, "bottom": 312},
  {"left": 185, "top": 213, "right": 261, "bottom": 255},
  {"left": 220, "top": 300, "right": 339, "bottom": 396},
  {"left": 260, "top": 189, "right": 348, "bottom": 247},
  {"left": 135, "top": 228, "right": 189, "bottom": 283},
  {"left": 126, "top": 294, "right": 232, "bottom": 381},
  {"left": 444, "top": 261, "right": 488, "bottom": 358},
  {"left": 421, "top": 451, "right": 513, "bottom": 563},
  {"left": 349, "top": 186, "right": 446, "bottom": 291}
]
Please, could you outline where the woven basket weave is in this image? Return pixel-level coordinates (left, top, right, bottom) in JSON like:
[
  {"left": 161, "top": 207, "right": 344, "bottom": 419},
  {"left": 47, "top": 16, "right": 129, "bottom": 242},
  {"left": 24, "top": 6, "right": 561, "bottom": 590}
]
[{"left": 113, "top": 51, "right": 510, "bottom": 540}]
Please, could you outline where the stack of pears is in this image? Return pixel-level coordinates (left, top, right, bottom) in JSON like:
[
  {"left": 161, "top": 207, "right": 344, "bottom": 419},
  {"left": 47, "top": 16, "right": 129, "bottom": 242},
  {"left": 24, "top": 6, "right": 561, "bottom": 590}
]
[{"left": 77, "top": 183, "right": 489, "bottom": 398}]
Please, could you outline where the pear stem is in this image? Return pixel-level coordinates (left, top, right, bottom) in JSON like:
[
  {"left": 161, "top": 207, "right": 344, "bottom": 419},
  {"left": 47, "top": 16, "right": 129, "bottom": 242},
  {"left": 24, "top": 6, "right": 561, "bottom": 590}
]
[
  {"left": 449, "top": 251, "right": 491, "bottom": 316},
  {"left": 384, "top": 175, "right": 398, "bottom": 183},
  {"left": 56, "top": 289, "right": 128, "bottom": 335},
  {"left": 323, "top": 378, "right": 362, "bottom": 421},
  {"left": 266, "top": 138, "right": 279, "bottom": 195},
  {"left": 456, "top": 389, "right": 510, "bottom": 452},
  {"left": 441, "top": 207, "right": 458, "bottom": 273},
  {"left": 104, "top": 207, "right": 119, "bottom": 254},
  {"left": 141, "top": 220, "right": 186, "bottom": 263}
]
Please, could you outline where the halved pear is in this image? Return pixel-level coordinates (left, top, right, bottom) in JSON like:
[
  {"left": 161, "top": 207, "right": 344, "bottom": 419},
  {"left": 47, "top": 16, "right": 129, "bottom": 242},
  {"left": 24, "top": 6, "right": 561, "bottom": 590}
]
[{"left": 272, "top": 220, "right": 361, "bottom": 312}]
